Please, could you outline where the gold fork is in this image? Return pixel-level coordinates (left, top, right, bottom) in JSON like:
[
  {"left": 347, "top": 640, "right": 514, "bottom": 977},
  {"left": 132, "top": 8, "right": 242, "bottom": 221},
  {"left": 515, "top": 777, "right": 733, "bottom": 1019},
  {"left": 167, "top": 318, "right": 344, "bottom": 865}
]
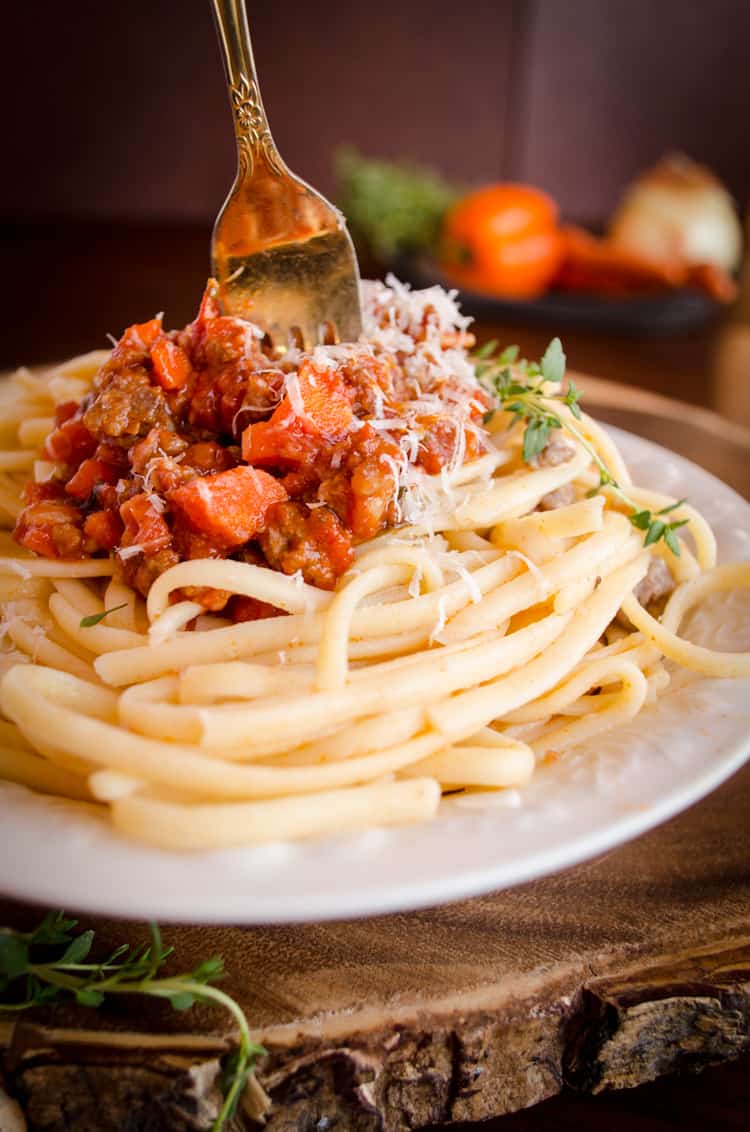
[{"left": 210, "top": 0, "right": 362, "bottom": 356}]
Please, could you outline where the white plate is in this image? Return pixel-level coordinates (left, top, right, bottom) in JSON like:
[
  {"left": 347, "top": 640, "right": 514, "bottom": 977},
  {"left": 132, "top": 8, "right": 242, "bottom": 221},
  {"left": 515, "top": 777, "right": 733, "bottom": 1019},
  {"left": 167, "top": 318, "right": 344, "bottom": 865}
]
[{"left": 1, "top": 427, "right": 749, "bottom": 923}]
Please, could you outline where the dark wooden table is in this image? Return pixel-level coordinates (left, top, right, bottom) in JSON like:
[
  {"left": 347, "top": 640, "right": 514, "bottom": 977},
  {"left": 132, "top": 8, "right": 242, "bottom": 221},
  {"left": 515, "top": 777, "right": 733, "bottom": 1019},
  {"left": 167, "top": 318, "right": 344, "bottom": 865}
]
[{"left": 1, "top": 222, "right": 749, "bottom": 1131}]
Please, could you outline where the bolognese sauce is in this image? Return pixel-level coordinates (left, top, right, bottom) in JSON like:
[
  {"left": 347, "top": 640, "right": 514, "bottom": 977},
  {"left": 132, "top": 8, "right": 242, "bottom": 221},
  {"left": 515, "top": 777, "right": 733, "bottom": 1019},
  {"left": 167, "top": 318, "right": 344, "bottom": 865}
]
[{"left": 14, "top": 279, "right": 489, "bottom": 619}]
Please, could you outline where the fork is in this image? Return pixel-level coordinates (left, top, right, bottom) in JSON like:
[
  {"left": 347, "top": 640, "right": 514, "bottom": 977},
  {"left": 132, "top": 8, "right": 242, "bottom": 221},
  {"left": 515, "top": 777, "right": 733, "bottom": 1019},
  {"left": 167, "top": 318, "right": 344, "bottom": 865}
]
[{"left": 210, "top": 0, "right": 363, "bottom": 356}]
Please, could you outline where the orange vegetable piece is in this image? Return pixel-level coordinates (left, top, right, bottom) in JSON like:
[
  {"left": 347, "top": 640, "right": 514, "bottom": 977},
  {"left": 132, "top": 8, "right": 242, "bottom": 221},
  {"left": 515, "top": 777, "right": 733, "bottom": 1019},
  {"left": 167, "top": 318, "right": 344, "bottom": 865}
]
[
  {"left": 119, "top": 318, "right": 163, "bottom": 353},
  {"left": 168, "top": 466, "right": 287, "bottom": 548},
  {"left": 242, "top": 361, "right": 353, "bottom": 467},
  {"left": 151, "top": 338, "right": 192, "bottom": 391},
  {"left": 441, "top": 183, "right": 563, "bottom": 300},
  {"left": 84, "top": 509, "right": 123, "bottom": 551},
  {"left": 195, "top": 278, "right": 221, "bottom": 326},
  {"left": 553, "top": 225, "right": 684, "bottom": 296},
  {"left": 553, "top": 226, "right": 738, "bottom": 302},
  {"left": 43, "top": 418, "right": 97, "bottom": 465},
  {"left": 14, "top": 498, "right": 84, "bottom": 559},
  {"left": 120, "top": 494, "right": 172, "bottom": 554},
  {"left": 241, "top": 416, "right": 319, "bottom": 469},
  {"left": 65, "top": 458, "right": 119, "bottom": 501},
  {"left": 278, "top": 360, "right": 354, "bottom": 438}
]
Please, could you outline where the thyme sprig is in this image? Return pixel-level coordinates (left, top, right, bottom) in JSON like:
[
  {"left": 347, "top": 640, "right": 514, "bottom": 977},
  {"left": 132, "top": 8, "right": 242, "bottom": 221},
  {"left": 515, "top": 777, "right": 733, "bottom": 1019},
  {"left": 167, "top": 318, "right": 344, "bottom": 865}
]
[
  {"left": 0, "top": 911, "right": 265, "bottom": 1131},
  {"left": 477, "top": 338, "right": 689, "bottom": 555}
]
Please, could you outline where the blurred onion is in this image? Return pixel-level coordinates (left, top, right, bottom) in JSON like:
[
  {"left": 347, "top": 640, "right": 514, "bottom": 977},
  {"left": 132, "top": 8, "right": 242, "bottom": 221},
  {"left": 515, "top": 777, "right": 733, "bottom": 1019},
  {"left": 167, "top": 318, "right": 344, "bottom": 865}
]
[{"left": 609, "top": 154, "right": 742, "bottom": 272}]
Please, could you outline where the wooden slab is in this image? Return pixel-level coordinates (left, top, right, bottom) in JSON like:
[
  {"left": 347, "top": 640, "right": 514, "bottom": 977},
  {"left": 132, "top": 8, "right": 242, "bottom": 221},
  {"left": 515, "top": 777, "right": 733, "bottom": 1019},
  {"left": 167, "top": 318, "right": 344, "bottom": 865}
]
[{"left": 1, "top": 759, "right": 749, "bottom": 1131}]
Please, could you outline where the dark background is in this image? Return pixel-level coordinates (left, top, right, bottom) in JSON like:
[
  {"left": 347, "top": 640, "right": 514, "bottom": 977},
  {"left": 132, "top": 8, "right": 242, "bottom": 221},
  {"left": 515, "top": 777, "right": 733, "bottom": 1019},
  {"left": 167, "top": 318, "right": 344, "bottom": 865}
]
[
  {"left": 3, "top": 0, "right": 750, "bottom": 399},
  {"left": 5, "top": 0, "right": 750, "bottom": 224}
]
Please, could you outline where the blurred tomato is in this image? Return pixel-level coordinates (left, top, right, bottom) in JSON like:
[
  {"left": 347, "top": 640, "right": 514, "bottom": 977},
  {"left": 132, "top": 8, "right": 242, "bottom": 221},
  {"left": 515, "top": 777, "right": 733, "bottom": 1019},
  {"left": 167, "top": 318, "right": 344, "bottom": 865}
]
[{"left": 440, "top": 184, "right": 563, "bottom": 299}]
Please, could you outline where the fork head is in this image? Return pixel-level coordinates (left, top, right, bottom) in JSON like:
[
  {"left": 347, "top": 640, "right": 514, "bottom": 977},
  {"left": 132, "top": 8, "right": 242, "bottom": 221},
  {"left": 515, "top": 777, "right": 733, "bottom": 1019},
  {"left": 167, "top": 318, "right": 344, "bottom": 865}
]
[{"left": 212, "top": 166, "right": 363, "bottom": 357}]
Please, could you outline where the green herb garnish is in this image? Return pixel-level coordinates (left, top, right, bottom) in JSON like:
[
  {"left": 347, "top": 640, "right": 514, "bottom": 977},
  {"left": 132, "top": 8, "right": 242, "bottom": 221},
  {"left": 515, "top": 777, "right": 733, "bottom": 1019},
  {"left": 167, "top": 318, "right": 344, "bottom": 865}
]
[
  {"left": 79, "top": 603, "right": 128, "bottom": 628},
  {"left": 477, "top": 338, "right": 689, "bottom": 555},
  {"left": 336, "top": 147, "right": 458, "bottom": 260},
  {"left": 0, "top": 911, "right": 265, "bottom": 1131}
]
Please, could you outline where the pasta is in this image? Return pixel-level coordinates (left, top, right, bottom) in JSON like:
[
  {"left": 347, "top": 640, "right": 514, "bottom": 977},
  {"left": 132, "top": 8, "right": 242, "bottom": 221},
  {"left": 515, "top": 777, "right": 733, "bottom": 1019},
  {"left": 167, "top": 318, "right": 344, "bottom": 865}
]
[{"left": 0, "top": 278, "right": 747, "bottom": 852}]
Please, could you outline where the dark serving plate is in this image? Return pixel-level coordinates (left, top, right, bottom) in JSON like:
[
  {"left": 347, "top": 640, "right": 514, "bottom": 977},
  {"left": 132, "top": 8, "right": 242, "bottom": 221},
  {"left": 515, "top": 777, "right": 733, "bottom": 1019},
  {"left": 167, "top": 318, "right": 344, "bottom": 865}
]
[{"left": 399, "top": 256, "right": 723, "bottom": 337}]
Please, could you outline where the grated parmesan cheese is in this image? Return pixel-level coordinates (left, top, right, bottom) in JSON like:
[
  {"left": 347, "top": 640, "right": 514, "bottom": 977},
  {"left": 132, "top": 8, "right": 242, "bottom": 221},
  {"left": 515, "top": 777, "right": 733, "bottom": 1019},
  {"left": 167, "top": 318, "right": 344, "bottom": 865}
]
[
  {"left": 449, "top": 559, "right": 483, "bottom": 605},
  {"left": 117, "top": 544, "right": 144, "bottom": 561},
  {"left": 407, "top": 568, "right": 423, "bottom": 599},
  {"left": 284, "top": 372, "right": 308, "bottom": 423},
  {"left": 507, "top": 550, "right": 551, "bottom": 596},
  {"left": 146, "top": 493, "right": 166, "bottom": 513},
  {"left": 429, "top": 595, "right": 449, "bottom": 645}
]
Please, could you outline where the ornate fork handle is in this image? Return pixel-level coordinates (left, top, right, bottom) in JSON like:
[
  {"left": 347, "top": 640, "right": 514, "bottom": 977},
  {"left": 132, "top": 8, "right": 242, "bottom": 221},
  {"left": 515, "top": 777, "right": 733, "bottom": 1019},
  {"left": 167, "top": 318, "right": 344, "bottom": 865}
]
[{"left": 211, "top": 0, "right": 284, "bottom": 179}]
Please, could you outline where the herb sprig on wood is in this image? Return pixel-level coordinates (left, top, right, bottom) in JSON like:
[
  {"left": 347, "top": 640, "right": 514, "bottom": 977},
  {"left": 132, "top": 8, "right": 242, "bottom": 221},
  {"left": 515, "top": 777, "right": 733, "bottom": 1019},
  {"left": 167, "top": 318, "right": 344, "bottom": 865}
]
[
  {"left": 0, "top": 911, "right": 265, "bottom": 1131},
  {"left": 477, "top": 338, "right": 689, "bottom": 555}
]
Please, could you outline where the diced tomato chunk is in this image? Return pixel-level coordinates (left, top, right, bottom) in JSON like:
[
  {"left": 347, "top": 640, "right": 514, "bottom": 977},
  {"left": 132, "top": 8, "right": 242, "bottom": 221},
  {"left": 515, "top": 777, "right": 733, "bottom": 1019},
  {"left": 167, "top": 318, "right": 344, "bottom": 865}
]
[
  {"left": 195, "top": 279, "right": 221, "bottom": 325},
  {"left": 65, "top": 458, "right": 119, "bottom": 501},
  {"left": 168, "top": 466, "right": 287, "bottom": 549},
  {"left": 84, "top": 509, "right": 123, "bottom": 551},
  {"left": 241, "top": 361, "right": 353, "bottom": 468},
  {"left": 43, "top": 418, "right": 97, "bottom": 465},
  {"left": 120, "top": 493, "right": 172, "bottom": 554},
  {"left": 119, "top": 317, "right": 163, "bottom": 353},
  {"left": 241, "top": 415, "right": 320, "bottom": 469},
  {"left": 151, "top": 338, "right": 192, "bottom": 391},
  {"left": 54, "top": 401, "right": 80, "bottom": 427},
  {"left": 229, "top": 595, "right": 280, "bottom": 622},
  {"left": 14, "top": 499, "right": 84, "bottom": 559},
  {"left": 277, "top": 360, "right": 354, "bottom": 439},
  {"left": 22, "top": 481, "right": 64, "bottom": 505}
]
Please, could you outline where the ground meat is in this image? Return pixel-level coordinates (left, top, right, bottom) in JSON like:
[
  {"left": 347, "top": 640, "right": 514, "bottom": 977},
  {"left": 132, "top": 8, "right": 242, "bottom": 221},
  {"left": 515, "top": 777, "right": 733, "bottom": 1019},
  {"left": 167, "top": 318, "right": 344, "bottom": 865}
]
[
  {"left": 259, "top": 501, "right": 354, "bottom": 589},
  {"left": 185, "top": 320, "right": 278, "bottom": 437},
  {"left": 143, "top": 458, "right": 195, "bottom": 496},
  {"left": 179, "top": 585, "right": 232, "bottom": 612},
  {"left": 119, "top": 544, "right": 180, "bottom": 598},
  {"left": 532, "top": 434, "right": 576, "bottom": 468},
  {"left": 83, "top": 369, "right": 172, "bottom": 438},
  {"left": 633, "top": 556, "right": 674, "bottom": 609},
  {"left": 417, "top": 414, "right": 484, "bottom": 475},
  {"left": 317, "top": 424, "right": 400, "bottom": 540},
  {"left": 130, "top": 429, "right": 188, "bottom": 474},
  {"left": 182, "top": 441, "right": 238, "bottom": 475},
  {"left": 91, "top": 442, "right": 132, "bottom": 480},
  {"left": 279, "top": 468, "right": 320, "bottom": 500},
  {"left": 231, "top": 369, "right": 285, "bottom": 433},
  {"left": 14, "top": 499, "right": 84, "bottom": 558},
  {"left": 171, "top": 523, "right": 227, "bottom": 563},
  {"left": 338, "top": 355, "right": 395, "bottom": 416},
  {"left": 538, "top": 483, "right": 576, "bottom": 511}
]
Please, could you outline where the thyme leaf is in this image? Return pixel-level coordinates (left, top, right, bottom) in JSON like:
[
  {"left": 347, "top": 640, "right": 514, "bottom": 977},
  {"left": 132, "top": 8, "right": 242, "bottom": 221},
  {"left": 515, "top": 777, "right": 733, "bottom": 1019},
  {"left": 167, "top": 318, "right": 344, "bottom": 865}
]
[
  {"left": 474, "top": 338, "right": 689, "bottom": 556},
  {"left": 79, "top": 603, "right": 128, "bottom": 628}
]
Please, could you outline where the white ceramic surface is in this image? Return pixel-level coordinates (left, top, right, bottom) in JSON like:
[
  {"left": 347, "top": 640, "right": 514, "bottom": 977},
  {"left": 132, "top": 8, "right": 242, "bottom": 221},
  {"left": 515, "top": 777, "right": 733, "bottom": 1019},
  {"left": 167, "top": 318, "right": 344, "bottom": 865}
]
[{"left": 0, "top": 427, "right": 748, "bottom": 923}]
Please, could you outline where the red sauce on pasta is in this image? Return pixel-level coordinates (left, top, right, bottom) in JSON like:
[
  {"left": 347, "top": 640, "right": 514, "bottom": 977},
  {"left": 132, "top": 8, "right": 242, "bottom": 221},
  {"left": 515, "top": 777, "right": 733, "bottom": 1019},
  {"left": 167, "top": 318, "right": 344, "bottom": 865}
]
[{"left": 14, "top": 281, "right": 489, "bottom": 619}]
